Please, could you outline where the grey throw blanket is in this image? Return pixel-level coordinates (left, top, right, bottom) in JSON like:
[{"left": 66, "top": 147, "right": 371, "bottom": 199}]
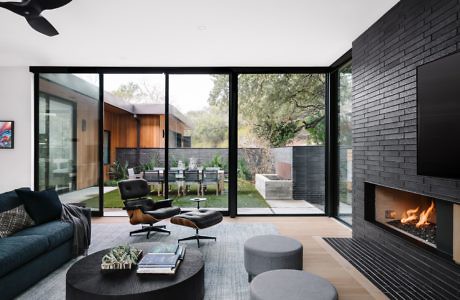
[{"left": 61, "top": 204, "right": 91, "bottom": 257}]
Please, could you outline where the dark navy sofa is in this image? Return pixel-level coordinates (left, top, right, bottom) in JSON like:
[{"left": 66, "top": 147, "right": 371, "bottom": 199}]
[{"left": 0, "top": 189, "right": 91, "bottom": 299}]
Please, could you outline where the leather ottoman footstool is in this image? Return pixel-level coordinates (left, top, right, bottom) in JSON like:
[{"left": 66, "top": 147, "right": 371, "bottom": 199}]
[
  {"left": 244, "top": 235, "right": 303, "bottom": 282},
  {"left": 171, "top": 209, "right": 223, "bottom": 248},
  {"left": 250, "top": 269, "right": 338, "bottom": 300}
]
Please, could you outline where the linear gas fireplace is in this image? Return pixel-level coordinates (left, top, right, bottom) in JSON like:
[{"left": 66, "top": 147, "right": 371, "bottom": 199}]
[{"left": 364, "top": 183, "right": 455, "bottom": 259}]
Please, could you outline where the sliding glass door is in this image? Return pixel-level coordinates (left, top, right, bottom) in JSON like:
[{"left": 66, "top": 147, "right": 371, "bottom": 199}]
[
  {"left": 33, "top": 67, "right": 342, "bottom": 217},
  {"left": 38, "top": 95, "right": 76, "bottom": 193},
  {"left": 337, "top": 62, "right": 353, "bottom": 224},
  {"left": 237, "top": 73, "right": 326, "bottom": 215},
  {"left": 168, "top": 74, "right": 229, "bottom": 211},
  {"left": 37, "top": 73, "right": 101, "bottom": 213},
  {"left": 101, "top": 74, "right": 166, "bottom": 215}
]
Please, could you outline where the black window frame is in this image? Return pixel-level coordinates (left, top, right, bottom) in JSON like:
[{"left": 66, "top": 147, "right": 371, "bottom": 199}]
[
  {"left": 328, "top": 50, "right": 353, "bottom": 226},
  {"left": 31, "top": 61, "right": 350, "bottom": 219}
]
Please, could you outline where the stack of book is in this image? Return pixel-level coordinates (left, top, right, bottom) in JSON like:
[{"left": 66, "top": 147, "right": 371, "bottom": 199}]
[{"left": 137, "top": 244, "right": 186, "bottom": 275}]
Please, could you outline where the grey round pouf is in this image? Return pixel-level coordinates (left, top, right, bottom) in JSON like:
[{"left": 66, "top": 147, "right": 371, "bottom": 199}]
[
  {"left": 244, "top": 235, "right": 303, "bottom": 281},
  {"left": 250, "top": 270, "right": 338, "bottom": 300}
]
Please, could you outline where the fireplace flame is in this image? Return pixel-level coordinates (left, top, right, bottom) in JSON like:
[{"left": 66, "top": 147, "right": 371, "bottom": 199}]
[
  {"left": 416, "top": 200, "right": 435, "bottom": 228},
  {"left": 401, "top": 207, "right": 420, "bottom": 224},
  {"left": 400, "top": 200, "right": 435, "bottom": 227}
]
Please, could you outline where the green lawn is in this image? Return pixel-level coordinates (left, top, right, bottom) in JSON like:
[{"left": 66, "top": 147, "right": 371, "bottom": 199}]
[{"left": 82, "top": 179, "right": 269, "bottom": 208}]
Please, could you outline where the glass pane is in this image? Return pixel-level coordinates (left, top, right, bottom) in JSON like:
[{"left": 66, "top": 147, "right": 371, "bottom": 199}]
[
  {"left": 38, "top": 73, "right": 100, "bottom": 212},
  {"left": 338, "top": 62, "right": 353, "bottom": 224},
  {"left": 168, "top": 74, "right": 229, "bottom": 211},
  {"left": 237, "top": 74, "right": 326, "bottom": 214},
  {"left": 103, "top": 131, "right": 110, "bottom": 165},
  {"left": 102, "top": 74, "right": 166, "bottom": 215}
]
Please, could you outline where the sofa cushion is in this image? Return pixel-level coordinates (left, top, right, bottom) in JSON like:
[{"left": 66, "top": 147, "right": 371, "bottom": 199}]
[
  {"left": 15, "top": 189, "right": 63, "bottom": 225},
  {"left": 0, "top": 235, "right": 49, "bottom": 277},
  {"left": 0, "top": 188, "right": 30, "bottom": 213},
  {"left": 0, "top": 205, "right": 35, "bottom": 238},
  {"left": 13, "top": 220, "right": 73, "bottom": 249}
]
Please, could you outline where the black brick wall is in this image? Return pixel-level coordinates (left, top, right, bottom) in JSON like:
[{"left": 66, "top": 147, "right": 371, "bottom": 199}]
[{"left": 352, "top": 0, "right": 460, "bottom": 265}]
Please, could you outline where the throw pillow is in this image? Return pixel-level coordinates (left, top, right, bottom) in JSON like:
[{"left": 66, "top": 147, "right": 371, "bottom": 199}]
[
  {"left": 15, "top": 189, "right": 63, "bottom": 225},
  {"left": 0, "top": 205, "right": 35, "bottom": 238}
]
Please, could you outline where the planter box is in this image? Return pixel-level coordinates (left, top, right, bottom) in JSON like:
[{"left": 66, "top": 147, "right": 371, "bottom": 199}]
[{"left": 255, "top": 174, "right": 292, "bottom": 200}]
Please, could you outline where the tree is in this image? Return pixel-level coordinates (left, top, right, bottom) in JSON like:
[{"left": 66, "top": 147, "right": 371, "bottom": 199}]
[
  {"left": 338, "top": 64, "right": 353, "bottom": 146},
  {"left": 187, "top": 107, "right": 228, "bottom": 148},
  {"left": 209, "top": 74, "right": 326, "bottom": 147},
  {"left": 111, "top": 81, "right": 164, "bottom": 104}
]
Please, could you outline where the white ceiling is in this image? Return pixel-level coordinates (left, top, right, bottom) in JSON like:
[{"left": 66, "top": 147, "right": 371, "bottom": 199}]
[{"left": 0, "top": 0, "right": 399, "bottom": 67}]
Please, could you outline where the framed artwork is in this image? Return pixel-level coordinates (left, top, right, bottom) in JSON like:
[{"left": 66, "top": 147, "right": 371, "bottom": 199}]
[{"left": 0, "top": 121, "right": 14, "bottom": 149}]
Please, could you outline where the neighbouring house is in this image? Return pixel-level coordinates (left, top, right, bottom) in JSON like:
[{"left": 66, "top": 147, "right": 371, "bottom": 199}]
[{"left": 38, "top": 73, "right": 191, "bottom": 192}]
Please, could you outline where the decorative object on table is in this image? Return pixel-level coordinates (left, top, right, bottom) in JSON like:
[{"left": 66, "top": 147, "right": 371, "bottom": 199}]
[
  {"left": 117, "top": 179, "right": 181, "bottom": 239},
  {"left": 148, "top": 243, "right": 182, "bottom": 254},
  {"left": 171, "top": 209, "right": 223, "bottom": 248},
  {"left": 188, "top": 157, "right": 197, "bottom": 170},
  {"left": 0, "top": 121, "right": 14, "bottom": 149},
  {"left": 137, "top": 243, "right": 185, "bottom": 274},
  {"left": 101, "top": 245, "right": 143, "bottom": 270},
  {"left": 190, "top": 198, "right": 207, "bottom": 209}
]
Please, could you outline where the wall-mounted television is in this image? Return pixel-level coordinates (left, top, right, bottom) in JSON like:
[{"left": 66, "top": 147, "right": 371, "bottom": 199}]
[{"left": 417, "top": 51, "right": 460, "bottom": 178}]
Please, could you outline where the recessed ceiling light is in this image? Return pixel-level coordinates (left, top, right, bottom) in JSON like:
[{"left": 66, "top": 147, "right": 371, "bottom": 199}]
[{"left": 197, "top": 25, "right": 207, "bottom": 31}]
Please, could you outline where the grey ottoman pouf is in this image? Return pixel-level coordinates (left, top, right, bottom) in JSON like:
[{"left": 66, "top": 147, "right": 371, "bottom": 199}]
[
  {"left": 244, "top": 235, "right": 303, "bottom": 281},
  {"left": 250, "top": 269, "right": 338, "bottom": 300}
]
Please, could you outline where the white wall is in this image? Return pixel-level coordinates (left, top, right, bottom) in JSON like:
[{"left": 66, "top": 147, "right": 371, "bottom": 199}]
[{"left": 0, "top": 67, "right": 33, "bottom": 192}]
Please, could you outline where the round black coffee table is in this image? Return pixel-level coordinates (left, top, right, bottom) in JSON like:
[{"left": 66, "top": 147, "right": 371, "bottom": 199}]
[{"left": 66, "top": 243, "right": 204, "bottom": 300}]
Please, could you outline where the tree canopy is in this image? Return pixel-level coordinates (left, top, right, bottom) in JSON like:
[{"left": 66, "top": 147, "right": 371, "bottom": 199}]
[
  {"left": 208, "top": 74, "right": 326, "bottom": 147},
  {"left": 111, "top": 81, "right": 164, "bottom": 104},
  {"left": 187, "top": 107, "right": 228, "bottom": 148}
]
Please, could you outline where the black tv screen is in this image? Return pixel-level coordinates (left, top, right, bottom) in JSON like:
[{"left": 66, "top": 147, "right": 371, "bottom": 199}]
[{"left": 417, "top": 51, "right": 460, "bottom": 178}]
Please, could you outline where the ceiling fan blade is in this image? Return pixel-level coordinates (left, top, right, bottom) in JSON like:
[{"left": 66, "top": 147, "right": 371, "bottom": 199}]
[
  {"left": 26, "top": 16, "right": 59, "bottom": 36},
  {"left": 33, "top": 0, "right": 72, "bottom": 10},
  {"left": 0, "top": 1, "right": 26, "bottom": 15}
]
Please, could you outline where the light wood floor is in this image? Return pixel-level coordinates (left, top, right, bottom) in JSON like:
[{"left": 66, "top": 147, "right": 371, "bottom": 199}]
[{"left": 93, "top": 216, "right": 387, "bottom": 300}]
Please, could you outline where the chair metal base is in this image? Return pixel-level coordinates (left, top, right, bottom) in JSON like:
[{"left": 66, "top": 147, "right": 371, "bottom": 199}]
[
  {"left": 129, "top": 224, "right": 170, "bottom": 239},
  {"left": 178, "top": 228, "right": 216, "bottom": 248}
]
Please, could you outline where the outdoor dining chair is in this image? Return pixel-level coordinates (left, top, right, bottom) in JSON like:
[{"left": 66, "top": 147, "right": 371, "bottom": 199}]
[
  {"left": 127, "top": 168, "right": 143, "bottom": 180},
  {"left": 143, "top": 170, "right": 163, "bottom": 196},
  {"left": 167, "top": 170, "right": 181, "bottom": 196},
  {"left": 202, "top": 170, "right": 220, "bottom": 195},
  {"left": 184, "top": 170, "right": 201, "bottom": 196}
]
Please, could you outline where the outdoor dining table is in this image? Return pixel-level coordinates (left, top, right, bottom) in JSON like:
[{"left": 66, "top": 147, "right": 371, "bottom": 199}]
[{"left": 153, "top": 169, "right": 225, "bottom": 195}]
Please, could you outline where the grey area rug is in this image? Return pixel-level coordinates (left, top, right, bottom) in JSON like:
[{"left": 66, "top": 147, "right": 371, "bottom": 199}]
[{"left": 17, "top": 221, "right": 277, "bottom": 300}]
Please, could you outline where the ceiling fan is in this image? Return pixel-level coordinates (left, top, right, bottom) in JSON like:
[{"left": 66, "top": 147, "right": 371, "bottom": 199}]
[{"left": 0, "top": 0, "right": 72, "bottom": 36}]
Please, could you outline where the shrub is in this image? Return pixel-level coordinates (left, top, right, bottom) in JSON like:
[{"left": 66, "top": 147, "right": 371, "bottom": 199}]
[
  {"left": 109, "top": 161, "right": 128, "bottom": 180},
  {"left": 204, "top": 154, "right": 228, "bottom": 172},
  {"left": 237, "top": 158, "right": 251, "bottom": 180}
]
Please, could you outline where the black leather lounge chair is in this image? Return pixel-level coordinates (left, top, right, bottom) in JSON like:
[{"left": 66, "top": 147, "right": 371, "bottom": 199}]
[{"left": 118, "top": 179, "right": 181, "bottom": 238}]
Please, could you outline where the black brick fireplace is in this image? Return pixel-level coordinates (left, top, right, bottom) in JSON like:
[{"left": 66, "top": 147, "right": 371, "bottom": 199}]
[
  {"left": 364, "top": 182, "right": 453, "bottom": 258},
  {"left": 350, "top": 0, "right": 460, "bottom": 296}
]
